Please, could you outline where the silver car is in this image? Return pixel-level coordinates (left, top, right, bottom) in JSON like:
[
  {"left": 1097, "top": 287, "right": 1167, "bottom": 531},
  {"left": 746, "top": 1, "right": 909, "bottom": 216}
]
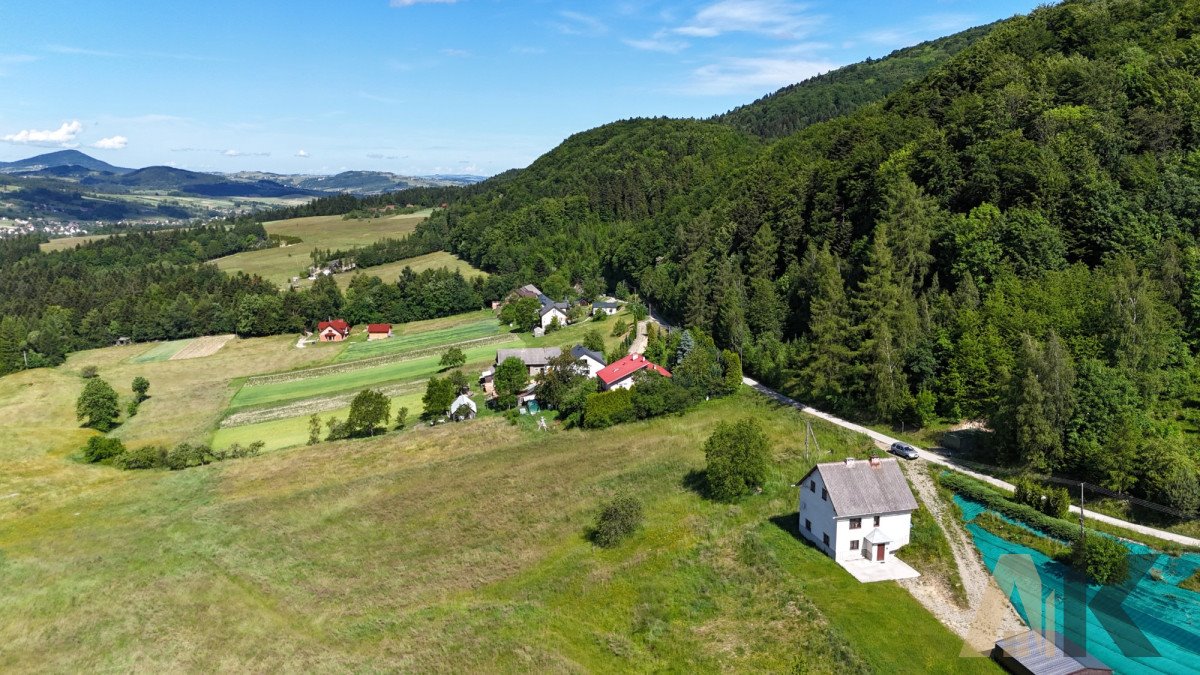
[{"left": 889, "top": 442, "right": 919, "bottom": 460}]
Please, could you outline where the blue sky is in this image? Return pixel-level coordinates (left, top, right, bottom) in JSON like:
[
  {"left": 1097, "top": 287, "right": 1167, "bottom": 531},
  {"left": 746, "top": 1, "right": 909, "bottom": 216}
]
[{"left": 0, "top": 0, "right": 1044, "bottom": 176}]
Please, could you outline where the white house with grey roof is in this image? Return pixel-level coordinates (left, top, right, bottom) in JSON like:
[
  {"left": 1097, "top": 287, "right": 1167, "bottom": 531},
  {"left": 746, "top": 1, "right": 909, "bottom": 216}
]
[{"left": 797, "top": 457, "right": 918, "bottom": 565}]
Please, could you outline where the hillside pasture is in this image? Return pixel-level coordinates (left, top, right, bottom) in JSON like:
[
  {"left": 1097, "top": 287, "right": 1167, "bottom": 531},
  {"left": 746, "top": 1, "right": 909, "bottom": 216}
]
[
  {"left": 0, "top": 381, "right": 995, "bottom": 671},
  {"left": 327, "top": 251, "right": 488, "bottom": 290},
  {"left": 336, "top": 310, "right": 503, "bottom": 362},
  {"left": 213, "top": 211, "right": 429, "bottom": 286},
  {"left": 39, "top": 233, "right": 113, "bottom": 252}
]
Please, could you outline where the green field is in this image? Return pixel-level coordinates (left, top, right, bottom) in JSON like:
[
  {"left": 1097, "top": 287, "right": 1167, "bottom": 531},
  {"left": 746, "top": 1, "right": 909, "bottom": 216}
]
[
  {"left": 327, "top": 251, "right": 489, "bottom": 289},
  {"left": 39, "top": 233, "right": 114, "bottom": 252},
  {"left": 336, "top": 310, "right": 504, "bottom": 362},
  {"left": 0, "top": 346, "right": 995, "bottom": 673},
  {"left": 214, "top": 211, "right": 430, "bottom": 285},
  {"left": 128, "top": 338, "right": 195, "bottom": 363}
]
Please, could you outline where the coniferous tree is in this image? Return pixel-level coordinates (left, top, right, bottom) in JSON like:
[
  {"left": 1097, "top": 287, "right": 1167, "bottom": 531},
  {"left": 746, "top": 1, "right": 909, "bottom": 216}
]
[
  {"left": 799, "top": 246, "right": 854, "bottom": 408},
  {"left": 853, "top": 225, "right": 910, "bottom": 421}
]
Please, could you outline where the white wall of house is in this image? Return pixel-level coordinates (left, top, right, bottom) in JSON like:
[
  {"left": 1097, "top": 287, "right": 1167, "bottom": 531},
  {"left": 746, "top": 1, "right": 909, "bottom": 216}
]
[
  {"left": 604, "top": 373, "right": 637, "bottom": 390},
  {"left": 798, "top": 469, "right": 913, "bottom": 562},
  {"left": 593, "top": 306, "right": 618, "bottom": 316},
  {"left": 576, "top": 355, "right": 605, "bottom": 378},
  {"left": 541, "top": 308, "right": 569, "bottom": 329}
]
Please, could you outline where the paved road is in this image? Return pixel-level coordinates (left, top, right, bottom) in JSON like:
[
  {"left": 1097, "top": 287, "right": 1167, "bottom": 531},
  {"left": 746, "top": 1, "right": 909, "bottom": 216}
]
[
  {"left": 742, "top": 376, "right": 1200, "bottom": 548},
  {"left": 628, "top": 320, "right": 648, "bottom": 355}
]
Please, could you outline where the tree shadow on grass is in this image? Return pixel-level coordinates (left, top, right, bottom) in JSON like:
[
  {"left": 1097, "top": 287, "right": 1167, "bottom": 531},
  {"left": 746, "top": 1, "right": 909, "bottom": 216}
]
[{"left": 681, "top": 469, "right": 709, "bottom": 499}]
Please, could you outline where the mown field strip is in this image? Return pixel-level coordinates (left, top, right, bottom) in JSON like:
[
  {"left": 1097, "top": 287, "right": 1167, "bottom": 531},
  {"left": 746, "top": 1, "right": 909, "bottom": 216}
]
[
  {"left": 129, "top": 338, "right": 194, "bottom": 363},
  {"left": 245, "top": 334, "right": 517, "bottom": 387},
  {"left": 336, "top": 318, "right": 503, "bottom": 362},
  {"left": 170, "top": 334, "right": 234, "bottom": 360},
  {"left": 229, "top": 339, "right": 520, "bottom": 410},
  {"left": 220, "top": 379, "right": 429, "bottom": 427}
]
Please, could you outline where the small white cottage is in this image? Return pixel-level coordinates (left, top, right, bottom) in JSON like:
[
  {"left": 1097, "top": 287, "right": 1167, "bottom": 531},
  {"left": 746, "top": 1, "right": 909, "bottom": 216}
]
[{"left": 797, "top": 457, "right": 918, "bottom": 563}]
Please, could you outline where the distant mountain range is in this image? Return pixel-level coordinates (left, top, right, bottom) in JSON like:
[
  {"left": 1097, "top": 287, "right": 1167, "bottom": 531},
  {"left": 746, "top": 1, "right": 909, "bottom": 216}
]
[{"left": 0, "top": 150, "right": 484, "bottom": 197}]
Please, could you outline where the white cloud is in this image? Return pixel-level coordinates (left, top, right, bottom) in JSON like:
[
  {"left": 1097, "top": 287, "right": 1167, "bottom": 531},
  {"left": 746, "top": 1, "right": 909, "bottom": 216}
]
[
  {"left": 440, "top": 48, "right": 470, "bottom": 57},
  {"left": 623, "top": 34, "right": 688, "bottom": 53},
  {"left": 223, "top": 149, "right": 270, "bottom": 157},
  {"left": 390, "top": 0, "right": 457, "bottom": 6},
  {"left": 554, "top": 10, "right": 608, "bottom": 36},
  {"left": 675, "top": 0, "right": 821, "bottom": 39},
  {"left": 296, "top": 149, "right": 310, "bottom": 158},
  {"left": 679, "top": 56, "right": 836, "bottom": 95},
  {"left": 92, "top": 135, "right": 128, "bottom": 150},
  {"left": 2, "top": 120, "right": 83, "bottom": 145}
]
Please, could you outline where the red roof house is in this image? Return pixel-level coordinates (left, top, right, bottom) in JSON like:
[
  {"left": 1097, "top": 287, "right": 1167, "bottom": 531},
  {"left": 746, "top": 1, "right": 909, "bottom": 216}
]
[
  {"left": 596, "top": 353, "right": 671, "bottom": 390},
  {"left": 317, "top": 319, "right": 351, "bottom": 342},
  {"left": 367, "top": 323, "right": 393, "bottom": 340}
]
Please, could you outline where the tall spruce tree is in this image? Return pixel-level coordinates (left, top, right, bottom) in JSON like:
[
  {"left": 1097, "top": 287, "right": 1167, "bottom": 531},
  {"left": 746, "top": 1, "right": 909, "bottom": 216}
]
[
  {"left": 799, "top": 246, "right": 854, "bottom": 408},
  {"left": 853, "top": 225, "right": 910, "bottom": 421}
]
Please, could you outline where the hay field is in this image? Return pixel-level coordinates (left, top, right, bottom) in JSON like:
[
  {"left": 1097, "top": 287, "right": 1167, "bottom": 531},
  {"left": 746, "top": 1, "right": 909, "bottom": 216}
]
[
  {"left": 214, "top": 211, "right": 429, "bottom": 286},
  {"left": 325, "top": 251, "right": 488, "bottom": 290},
  {"left": 0, "top": 366, "right": 994, "bottom": 672},
  {"left": 170, "top": 334, "right": 234, "bottom": 360},
  {"left": 39, "top": 234, "right": 113, "bottom": 252}
]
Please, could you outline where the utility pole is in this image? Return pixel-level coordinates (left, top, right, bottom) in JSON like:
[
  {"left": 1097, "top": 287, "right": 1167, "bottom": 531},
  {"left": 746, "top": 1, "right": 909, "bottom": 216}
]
[{"left": 1079, "top": 481, "right": 1085, "bottom": 541}]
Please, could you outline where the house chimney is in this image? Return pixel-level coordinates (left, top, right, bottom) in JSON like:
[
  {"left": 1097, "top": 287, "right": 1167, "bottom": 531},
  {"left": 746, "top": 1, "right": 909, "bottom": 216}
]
[
  {"left": 844, "top": 457, "right": 856, "bottom": 468},
  {"left": 869, "top": 456, "right": 881, "bottom": 468}
]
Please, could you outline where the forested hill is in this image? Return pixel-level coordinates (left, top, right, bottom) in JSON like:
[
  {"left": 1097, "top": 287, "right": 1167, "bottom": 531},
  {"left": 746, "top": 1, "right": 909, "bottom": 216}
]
[
  {"left": 714, "top": 23, "right": 995, "bottom": 140},
  {"left": 421, "top": 0, "right": 1200, "bottom": 517}
]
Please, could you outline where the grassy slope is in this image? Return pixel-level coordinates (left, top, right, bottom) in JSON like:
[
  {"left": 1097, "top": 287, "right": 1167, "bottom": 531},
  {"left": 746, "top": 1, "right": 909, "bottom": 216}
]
[
  {"left": 39, "top": 234, "right": 113, "bottom": 252},
  {"left": 320, "top": 250, "right": 488, "bottom": 291},
  {"left": 213, "top": 212, "right": 428, "bottom": 285},
  {"left": 0, "top": 382, "right": 996, "bottom": 672}
]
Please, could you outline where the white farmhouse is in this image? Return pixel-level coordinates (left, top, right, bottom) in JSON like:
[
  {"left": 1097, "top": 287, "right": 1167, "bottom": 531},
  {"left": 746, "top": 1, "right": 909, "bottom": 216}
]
[
  {"left": 570, "top": 345, "right": 607, "bottom": 378},
  {"left": 540, "top": 302, "right": 570, "bottom": 329},
  {"left": 797, "top": 457, "right": 918, "bottom": 564}
]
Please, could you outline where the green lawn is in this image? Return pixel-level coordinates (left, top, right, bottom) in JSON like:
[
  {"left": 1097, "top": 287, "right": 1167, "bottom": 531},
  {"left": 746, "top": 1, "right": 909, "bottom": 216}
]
[
  {"left": 213, "top": 390, "right": 430, "bottom": 451},
  {"left": 0, "top": 383, "right": 998, "bottom": 671},
  {"left": 320, "top": 251, "right": 488, "bottom": 291}
]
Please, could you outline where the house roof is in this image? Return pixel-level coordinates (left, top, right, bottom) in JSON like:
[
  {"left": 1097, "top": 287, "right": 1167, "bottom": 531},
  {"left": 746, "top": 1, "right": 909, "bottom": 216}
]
[
  {"left": 367, "top": 323, "right": 391, "bottom": 333},
  {"left": 800, "top": 458, "right": 918, "bottom": 518},
  {"left": 540, "top": 302, "right": 570, "bottom": 317},
  {"left": 514, "top": 284, "right": 543, "bottom": 298},
  {"left": 994, "top": 630, "right": 1111, "bottom": 675},
  {"left": 317, "top": 319, "right": 350, "bottom": 334},
  {"left": 596, "top": 353, "right": 670, "bottom": 386},
  {"left": 864, "top": 528, "right": 892, "bottom": 545},
  {"left": 449, "top": 393, "right": 477, "bottom": 414},
  {"left": 495, "top": 347, "right": 561, "bottom": 367},
  {"left": 592, "top": 300, "right": 620, "bottom": 309},
  {"left": 570, "top": 345, "right": 607, "bottom": 365}
]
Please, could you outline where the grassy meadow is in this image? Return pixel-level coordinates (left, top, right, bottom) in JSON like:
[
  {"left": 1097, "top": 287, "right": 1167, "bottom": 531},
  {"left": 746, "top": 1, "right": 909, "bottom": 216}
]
[
  {"left": 39, "top": 233, "right": 114, "bottom": 252},
  {"left": 0, "top": 362, "right": 996, "bottom": 672},
  {"left": 214, "top": 211, "right": 430, "bottom": 286},
  {"left": 322, "top": 250, "right": 488, "bottom": 290}
]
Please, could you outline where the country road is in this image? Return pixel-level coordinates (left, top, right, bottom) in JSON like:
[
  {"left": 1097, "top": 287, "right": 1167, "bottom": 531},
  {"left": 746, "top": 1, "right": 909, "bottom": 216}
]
[{"left": 742, "top": 376, "right": 1200, "bottom": 548}]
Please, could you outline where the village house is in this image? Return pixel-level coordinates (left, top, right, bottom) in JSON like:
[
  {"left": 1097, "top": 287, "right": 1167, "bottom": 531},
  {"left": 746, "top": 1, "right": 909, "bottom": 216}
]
[
  {"left": 596, "top": 353, "right": 671, "bottom": 391},
  {"left": 366, "top": 323, "right": 393, "bottom": 340},
  {"left": 570, "top": 345, "right": 607, "bottom": 378},
  {"left": 592, "top": 300, "right": 620, "bottom": 316},
  {"left": 796, "top": 457, "right": 918, "bottom": 566},
  {"left": 494, "top": 347, "right": 562, "bottom": 377},
  {"left": 513, "top": 284, "right": 543, "bottom": 300},
  {"left": 540, "top": 301, "right": 571, "bottom": 329},
  {"left": 317, "top": 319, "right": 351, "bottom": 342}
]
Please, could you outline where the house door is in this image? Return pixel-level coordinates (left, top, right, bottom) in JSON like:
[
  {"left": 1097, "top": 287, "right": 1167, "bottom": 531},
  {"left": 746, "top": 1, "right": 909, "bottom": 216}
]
[{"left": 875, "top": 544, "right": 886, "bottom": 561}]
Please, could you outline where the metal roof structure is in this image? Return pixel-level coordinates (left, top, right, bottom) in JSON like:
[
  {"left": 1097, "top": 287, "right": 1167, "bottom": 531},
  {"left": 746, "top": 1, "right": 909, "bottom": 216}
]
[
  {"left": 800, "top": 457, "right": 918, "bottom": 518},
  {"left": 992, "top": 630, "right": 1111, "bottom": 675}
]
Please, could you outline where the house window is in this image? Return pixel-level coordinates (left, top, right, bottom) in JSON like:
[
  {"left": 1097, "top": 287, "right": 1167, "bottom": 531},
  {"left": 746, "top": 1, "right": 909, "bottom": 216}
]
[
  {"left": 810, "top": 480, "right": 816, "bottom": 492},
  {"left": 873, "top": 516, "right": 881, "bottom": 527},
  {"left": 850, "top": 540, "right": 859, "bottom": 550},
  {"left": 821, "top": 488, "right": 828, "bottom": 501},
  {"left": 822, "top": 533, "right": 830, "bottom": 547},
  {"left": 805, "top": 519, "right": 811, "bottom": 532},
  {"left": 849, "top": 518, "right": 862, "bottom": 530}
]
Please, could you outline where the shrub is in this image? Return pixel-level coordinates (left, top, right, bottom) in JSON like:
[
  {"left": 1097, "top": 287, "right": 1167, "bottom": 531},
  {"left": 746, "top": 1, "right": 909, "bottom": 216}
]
[
  {"left": 630, "top": 371, "right": 691, "bottom": 419},
  {"left": 704, "top": 418, "right": 770, "bottom": 502},
  {"left": 591, "top": 309, "right": 608, "bottom": 322},
  {"left": 592, "top": 495, "right": 644, "bottom": 548},
  {"left": 82, "top": 436, "right": 126, "bottom": 463},
  {"left": 611, "top": 318, "right": 628, "bottom": 337},
  {"left": 582, "top": 328, "right": 606, "bottom": 352},
  {"left": 80, "top": 365, "right": 98, "bottom": 379},
  {"left": 1072, "top": 535, "right": 1130, "bottom": 585},
  {"left": 165, "top": 442, "right": 215, "bottom": 470},
  {"left": 114, "top": 445, "right": 166, "bottom": 470},
  {"left": 439, "top": 346, "right": 466, "bottom": 369},
  {"left": 939, "top": 472, "right": 1081, "bottom": 542},
  {"left": 126, "top": 400, "right": 139, "bottom": 417},
  {"left": 75, "top": 377, "right": 120, "bottom": 432},
  {"left": 215, "top": 441, "right": 264, "bottom": 460},
  {"left": 131, "top": 376, "right": 150, "bottom": 402},
  {"left": 395, "top": 406, "right": 409, "bottom": 430},
  {"left": 583, "top": 388, "right": 635, "bottom": 429}
]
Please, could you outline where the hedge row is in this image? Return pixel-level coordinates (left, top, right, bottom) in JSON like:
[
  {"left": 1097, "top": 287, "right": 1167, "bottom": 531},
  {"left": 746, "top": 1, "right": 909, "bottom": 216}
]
[
  {"left": 583, "top": 388, "right": 634, "bottom": 429},
  {"left": 938, "top": 471, "right": 1088, "bottom": 543}
]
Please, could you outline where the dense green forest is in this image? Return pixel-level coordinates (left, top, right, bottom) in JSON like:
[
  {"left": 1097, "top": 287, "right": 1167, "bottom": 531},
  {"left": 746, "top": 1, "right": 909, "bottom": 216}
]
[
  {"left": 403, "top": 0, "right": 1200, "bottom": 516},
  {"left": 715, "top": 23, "right": 994, "bottom": 139}
]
